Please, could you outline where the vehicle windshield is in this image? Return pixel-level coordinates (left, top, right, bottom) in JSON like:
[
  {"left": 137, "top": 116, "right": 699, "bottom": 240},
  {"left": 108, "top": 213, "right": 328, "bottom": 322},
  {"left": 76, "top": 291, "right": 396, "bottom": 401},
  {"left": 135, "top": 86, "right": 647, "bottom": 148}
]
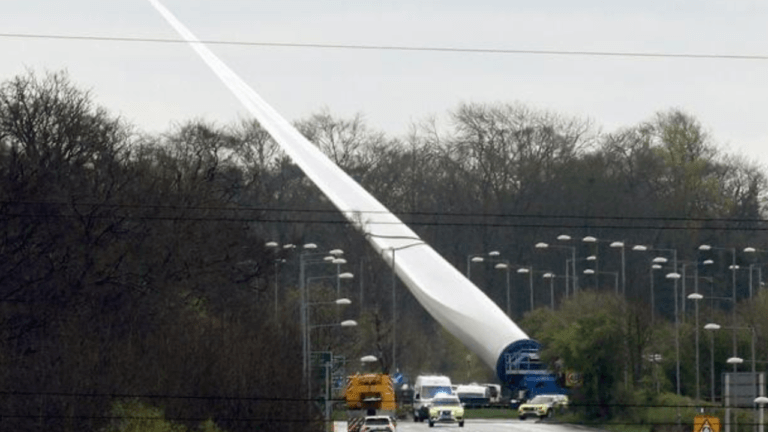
[
  {"left": 364, "top": 418, "right": 391, "bottom": 425},
  {"left": 433, "top": 398, "right": 461, "bottom": 406},
  {"left": 423, "top": 386, "right": 452, "bottom": 398},
  {"left": 529, "top": 396, "right": 554, "bottom": 404}
]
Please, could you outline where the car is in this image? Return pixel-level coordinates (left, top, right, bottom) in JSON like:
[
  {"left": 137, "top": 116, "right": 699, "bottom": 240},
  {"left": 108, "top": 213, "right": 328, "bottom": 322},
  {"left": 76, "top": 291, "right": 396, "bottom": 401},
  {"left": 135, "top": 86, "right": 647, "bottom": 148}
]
[
  {"left": 517, "top": 394, "right": 569, "bottom": 420},
  {"left": 427, "top": 393, "right": 465, "bottom": 427},
  {"left": 361, "top": 415, "right": 396, "bottom": 432}
]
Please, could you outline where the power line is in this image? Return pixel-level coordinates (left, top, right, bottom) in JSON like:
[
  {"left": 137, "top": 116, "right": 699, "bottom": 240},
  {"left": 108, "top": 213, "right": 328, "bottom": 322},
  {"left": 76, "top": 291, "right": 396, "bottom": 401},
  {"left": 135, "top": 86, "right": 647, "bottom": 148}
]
[
  {"left": 1, "top": 390, "right": 762, "bottom": 409},
  {"left": 0, "top": 390, "right": 308, "bottom": 402},
  {"left": 0, "top": 211, "right": 764, "bottom": 231},
  {"left": 1, "top": 32, "right": 767, "bottom": 61},
  {"left": 2, "top": 199, "right": 766, "bottom": 226}
]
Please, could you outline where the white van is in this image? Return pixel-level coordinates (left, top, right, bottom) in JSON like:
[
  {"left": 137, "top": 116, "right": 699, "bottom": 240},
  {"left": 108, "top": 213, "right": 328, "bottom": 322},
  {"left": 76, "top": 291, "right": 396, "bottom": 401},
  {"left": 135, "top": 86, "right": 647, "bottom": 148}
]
[
  {"left": 412, "top": 375, "right": 453, "bottom": 422},
  {"left": 454, "top": 383, "right": 490, "bottom": 408}
]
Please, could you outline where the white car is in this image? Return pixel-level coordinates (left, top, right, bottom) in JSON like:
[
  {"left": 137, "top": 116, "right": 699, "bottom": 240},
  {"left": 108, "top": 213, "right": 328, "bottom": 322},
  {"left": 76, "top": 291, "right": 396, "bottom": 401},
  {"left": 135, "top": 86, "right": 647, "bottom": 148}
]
[{"left": 361, "top": 415, "right": 396, "bottom": 432}]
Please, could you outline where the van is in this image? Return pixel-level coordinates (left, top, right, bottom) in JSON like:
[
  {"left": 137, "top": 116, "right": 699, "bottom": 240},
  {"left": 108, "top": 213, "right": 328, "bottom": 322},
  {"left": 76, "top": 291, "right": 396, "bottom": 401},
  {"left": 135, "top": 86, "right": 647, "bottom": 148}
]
[
  {"left": 454, "top": 383, "right": 489, "bottom": 408},
  {"left": 412, "top": 375, "right": 453, "bottom": 422}
]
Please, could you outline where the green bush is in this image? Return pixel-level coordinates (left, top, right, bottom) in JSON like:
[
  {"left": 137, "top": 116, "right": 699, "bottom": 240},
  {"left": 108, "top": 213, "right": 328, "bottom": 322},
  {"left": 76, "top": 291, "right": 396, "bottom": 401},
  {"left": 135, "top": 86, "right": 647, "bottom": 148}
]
[{"left": 103, "top": 400, "right": 226, "bottom": 432}]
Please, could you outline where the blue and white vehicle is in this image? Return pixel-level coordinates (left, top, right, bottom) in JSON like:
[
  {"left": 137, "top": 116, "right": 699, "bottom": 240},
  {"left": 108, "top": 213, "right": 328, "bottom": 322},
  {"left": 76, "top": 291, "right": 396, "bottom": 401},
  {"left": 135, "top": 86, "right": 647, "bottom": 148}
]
[{"left": 412, "top": 375, "right": 453, "bottom": 422}]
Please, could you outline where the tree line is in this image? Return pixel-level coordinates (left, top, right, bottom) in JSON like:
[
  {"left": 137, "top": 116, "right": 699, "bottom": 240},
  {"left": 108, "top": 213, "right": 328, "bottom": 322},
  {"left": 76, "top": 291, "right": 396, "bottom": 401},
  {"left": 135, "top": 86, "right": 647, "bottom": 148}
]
[{"left": 0, "top": 70, "right": 765, "bottom": 431}]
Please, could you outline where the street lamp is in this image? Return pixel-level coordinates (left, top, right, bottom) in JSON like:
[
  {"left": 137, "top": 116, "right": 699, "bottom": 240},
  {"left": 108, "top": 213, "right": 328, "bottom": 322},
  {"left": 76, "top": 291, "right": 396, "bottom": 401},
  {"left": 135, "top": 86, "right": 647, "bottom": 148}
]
[
  {"left": 299, "top": 244, "right": 344, "bottom": 395},
  {"left": 332, "top": 257, "right": 349, "bottom": 298},
  {"left": 557, "top": 235, "right": 579, "bottom": 295},
  {"left": 536, "top": 241, "right": 577, "bottom": 296},
  {"left": 666, "top": 272, "right": 682, "bottom": 397},
  {"left": 688, "top": 292, "right": 704, "bottom": 401},
  {"left": 755, "top": 396, "right": 768, "bottom": 432},
  {"left": 699, "top": 244, "right": 738, "bottom": 374},
  {"left": 705, "top": 323, "right": 722, "bottom": 403},
  {"left": 387, "top": 240, "right": 426, "bottom": 372},
  {"left": 610, "top": 241, "right": 627, "bottom": 297},
  {"left": 465, "top": 252, "right": 513, "bottom": 316},
  {"left": 542, "top": 272, "right": 557, "bottom": 309},
  {"left": 744, "top": 247, "right": 767, "bottom": 299},
  {"left": 266, "top": 241, "right": 296, "bottom": 319},
  {"left": 583, "top": 268, "right": 619, "bottom": 295},
  {"left": 517, "top": 267, "right": 534, "bottom": 311},
  {"left": 585, "top": 255, "right": 597, "bottom": 288},
  {"left": 308, "top": 319, "right": 357, "bottom": 428},
  {"left": 583, "top": 236, "right": 599, "bottom": 276},
  {"left": 646, "top": 353, "right": 663, "bottom": 393},
  {"left": 466, "top": 250, "right": 500, "bottom": 279},
  {"left": 650, "top": 263, "right": 662, "bottom": 324},
  {"left": 360, "top": 231, "right": 427, "bottom": 374},
  {"left": 706, "top": 322, "right": 758, "bottom": 432},
  {"left": 494, "top": 262, "right": 512, "bottom": 317},
  {"left": 648, "top": 257, "right": 668, "bottom": 324},
  {"left": 635, "top": 245, "right": 679, "bottom": 316}
]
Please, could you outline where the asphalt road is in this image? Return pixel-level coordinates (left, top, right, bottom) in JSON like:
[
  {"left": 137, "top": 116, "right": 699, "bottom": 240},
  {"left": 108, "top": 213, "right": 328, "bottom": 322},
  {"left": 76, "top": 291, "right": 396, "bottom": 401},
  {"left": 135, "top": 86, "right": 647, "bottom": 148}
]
[{"left": 336, "top": 418, "right": 606, "bottom": 432}]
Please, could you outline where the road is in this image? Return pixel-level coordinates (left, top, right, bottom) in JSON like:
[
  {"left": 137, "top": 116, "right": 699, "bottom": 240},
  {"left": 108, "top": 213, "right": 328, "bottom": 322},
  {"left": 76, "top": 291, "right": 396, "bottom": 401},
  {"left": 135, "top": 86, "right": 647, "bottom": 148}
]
[{"left": 335, "top": 418, "right": 606, "bottom": 432}]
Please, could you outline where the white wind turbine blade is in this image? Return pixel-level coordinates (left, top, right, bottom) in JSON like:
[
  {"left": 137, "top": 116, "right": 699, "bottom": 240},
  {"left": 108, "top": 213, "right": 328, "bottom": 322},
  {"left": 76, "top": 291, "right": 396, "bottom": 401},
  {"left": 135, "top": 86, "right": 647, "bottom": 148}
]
[{"left": 147, "top": 0, "right": 530, "bottom": 372}]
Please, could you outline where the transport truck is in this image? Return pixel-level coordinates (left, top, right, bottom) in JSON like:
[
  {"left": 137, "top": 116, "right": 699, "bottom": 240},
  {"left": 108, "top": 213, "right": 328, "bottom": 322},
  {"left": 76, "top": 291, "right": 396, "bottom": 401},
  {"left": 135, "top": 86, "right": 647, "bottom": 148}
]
[{"left": 344, "top": 373, "right": 396, "bottom": 432}]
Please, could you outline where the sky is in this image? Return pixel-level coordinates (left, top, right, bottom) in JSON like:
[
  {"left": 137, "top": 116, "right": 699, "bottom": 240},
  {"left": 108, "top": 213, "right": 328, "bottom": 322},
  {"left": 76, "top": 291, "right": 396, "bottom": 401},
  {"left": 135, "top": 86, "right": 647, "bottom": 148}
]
[{"left": 2, "top": 0, "right": 768, "bottom": 166}]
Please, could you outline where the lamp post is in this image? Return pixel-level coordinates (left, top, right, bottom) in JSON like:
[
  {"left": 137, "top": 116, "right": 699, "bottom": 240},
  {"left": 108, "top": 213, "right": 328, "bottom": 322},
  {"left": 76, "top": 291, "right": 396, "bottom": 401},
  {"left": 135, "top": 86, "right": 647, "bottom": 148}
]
[
  {"left": 699, "top": 244, "right": 738, "bottom": 374},
  {"left": 306, "top": 298, "right": 354, "bottom": 369},
  {"left": 542, "top": 272, "right": 558, "bottom": 309},
  {"left": 390, "top": 241, "right": 426, "bottom": 372},
  {"left": 361, "top": 231, "right": 427, "bottom": 373},
  {"left": 707, "top": 322, "right": 757, "bottom": 432},
  {"left": 583, "top": 236, "right": 599, "bottom": 278},
  {"left": 577, "top": 236, "right": 626, "bottom": 297},
  {"left": 645, "top": 353, "right": 663, "bottom": 393},
  {"left": 536, "top": 241, "right": 576, "bottom": 297},
  {"left": 299, "top": 243, "right": 319, "bottom": 392},
  {"left": 744, "top": 247, "right": 768, "bottom": 299},
  {"left": 726, "top": 357, "right": 744, "bottom": 432},
  {"left": 467, "top": 250, "right": 500, "bottom": 279},
  {"left": 308, "top": 319, "right": 357, "bottom": 428},
  {"left": 756, "top": 396, "right": 768, "bottom": 432},
  {"left": 705, "top": 323, "right": 722, "bottom": 403},
  {"left": 667, "top": 272, "right": 682, "bottom": 397},
  {"left": 583, "top": 269, "right": 619, "bottom": 295},
  {"left": 265, "top": 241, "right": 296, "bottom": 319},
  {"left": 300, "top": 244, "right": 351, "bottom": 396},
  {"left": 688, "top": 292, "right": 704, "bottom": 401},
  {"left": 494, "top": 262, "right": 512, "bottom": 317},
  {"left": 649, "top": 259, "right": 667, "bottom": 324},
  {"left": 517, "top": 267, "right": 534, "bottom": 311},
  {"left": 610, "top": 241, "right": 627, "bottom": 297},
  {"left": 634, "top": 245, "right": 678, "bottom": 319},
  {"left": 584, "top": 255, "right": 598, "bottom": 288},
  {"left": 466, "top": 252, "right": 512, "bottom": 316},
  {"left": 329, "top": 249, "right": 345, "bottom": 298},
  {"left": 556, "top": 234, "right": 579, "bottom": 294},
  {"left": 729, "top": 325, "right": 758, "bottom": 432}
]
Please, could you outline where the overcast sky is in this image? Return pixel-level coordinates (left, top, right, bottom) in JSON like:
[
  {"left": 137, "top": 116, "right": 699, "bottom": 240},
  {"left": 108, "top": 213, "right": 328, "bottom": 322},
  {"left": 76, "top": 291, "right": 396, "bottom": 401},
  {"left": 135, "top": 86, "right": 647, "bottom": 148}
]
[{"left": 2, "top": 0, "right": 767, "bottom": 166}]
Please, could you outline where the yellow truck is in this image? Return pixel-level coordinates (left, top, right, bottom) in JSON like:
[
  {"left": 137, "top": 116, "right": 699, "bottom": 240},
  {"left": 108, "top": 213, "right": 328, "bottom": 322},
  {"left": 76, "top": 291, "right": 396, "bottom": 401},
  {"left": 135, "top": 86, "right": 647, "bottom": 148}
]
[{"left": 345, "top": 373, "right": 396, "bottom": 432}]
